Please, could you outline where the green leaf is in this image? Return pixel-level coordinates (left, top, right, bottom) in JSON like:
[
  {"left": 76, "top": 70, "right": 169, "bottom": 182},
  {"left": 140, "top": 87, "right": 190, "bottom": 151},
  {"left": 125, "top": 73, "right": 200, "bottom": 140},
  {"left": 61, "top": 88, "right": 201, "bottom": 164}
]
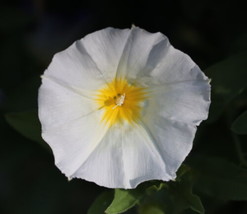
[
  {"left": 169, "top": 177, "right": 205, "bottom": 214},
  {"left": 205, "top": 51, "right": 247, "bottom": 121},
  {"left": 5, "top": 110, "right": 49, "bottom": 150},
  {"left": 139, "top": 170, "right": 204, "bottom": 214},
  {"left": 161, "top": 163, "right": 203, "bottom": 213},
  {"left": 145, "top": 183, "right": 167, "bottom": 195},
  {"left": 191, "top": 156, "right": 247, "bottom": 201},
  {"left": 176, "top": 164, "right": 191, "bottom": 180},
  {"left": 138, "top": 203, "right": 165, "bottom": 214},
  {"left": 105, "top": 189, "right": 144, "bottom": 214},
  {"left": 87, "top": 191, "right": 114, "bottom": 214},
  {"left": 171, "top": 185, "right": 204, "bottom": 214},
  {"left": 231, "top": 111, "right": 247, "bottom": 134}
]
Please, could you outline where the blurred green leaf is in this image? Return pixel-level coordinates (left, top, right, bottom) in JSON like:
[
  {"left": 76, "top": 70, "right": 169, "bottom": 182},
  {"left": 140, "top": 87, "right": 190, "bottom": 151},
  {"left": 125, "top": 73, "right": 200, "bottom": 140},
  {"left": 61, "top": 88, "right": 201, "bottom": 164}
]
[
  {"left": 138, "top": 203, "right": 165, "bottom": 214},
  {"left": 169, "top": 164, "right": 204, "bottom": 214},
  {"left": 176, "top": 164, "right": 191, "bottom": 180},
  {"left": 87, "top": 191, "right": 114, "bottom": 214},
  {"left": 106, "top": 189, "right": 143, "bottom": 214},
  {"left": 165, "top": 167, "right": 204, "bottom": 214},
  {"left": 138, "top": 167, "right": 204, "bottom": 214},
  {"left": 191, "top": 156, "right": 247, "bottom": 200},
  {"left": 231, "top": 111, "right": 247, "bottom": 134},
  {"left": 205, "top": 51, "right": 247, "bottom": 122},
  {"left": 169, "top": 179, "right": 204, "bottom": 214},
  {"left": 5, "top": 110, "right": 49, "bottom": 150},
  {"left": 145, "top": 183, "right": 167, "bottom": 195}
]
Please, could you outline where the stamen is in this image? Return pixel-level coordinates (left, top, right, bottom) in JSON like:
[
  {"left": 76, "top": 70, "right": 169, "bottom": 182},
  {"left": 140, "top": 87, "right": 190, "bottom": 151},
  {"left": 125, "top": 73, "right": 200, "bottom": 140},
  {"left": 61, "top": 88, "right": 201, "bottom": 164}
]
[
  {"left": 96, "top": 78, "right": 147, "bottom": 125},
  {"left": 112, "top": 93, "right": 125, "bottom": 109}
]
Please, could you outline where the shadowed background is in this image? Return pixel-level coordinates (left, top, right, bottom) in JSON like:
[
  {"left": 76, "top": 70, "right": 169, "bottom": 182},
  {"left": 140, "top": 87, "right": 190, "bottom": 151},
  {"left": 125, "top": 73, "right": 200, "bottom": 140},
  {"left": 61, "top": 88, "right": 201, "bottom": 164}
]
[{"left": 0, "top": 0, "right": 247, "bottom": 214}]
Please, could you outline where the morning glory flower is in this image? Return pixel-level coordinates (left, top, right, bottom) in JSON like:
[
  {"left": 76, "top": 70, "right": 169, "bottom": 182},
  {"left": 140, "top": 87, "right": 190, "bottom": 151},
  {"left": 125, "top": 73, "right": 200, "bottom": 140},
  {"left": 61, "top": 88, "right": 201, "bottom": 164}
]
[{"left": 38, "top": 27, "right": 210, "bottom": 189}]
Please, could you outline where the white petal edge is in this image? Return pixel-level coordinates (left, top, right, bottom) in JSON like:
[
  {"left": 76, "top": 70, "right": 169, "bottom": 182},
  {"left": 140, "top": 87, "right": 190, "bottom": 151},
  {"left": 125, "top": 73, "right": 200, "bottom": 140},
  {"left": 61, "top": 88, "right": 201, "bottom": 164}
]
[
  {"left": 38, "top": 74, "right": 98, "bottom": 130},
  {"left": 44, "top": 27, "right": 131, "bottom": 91},
  {"left": 115, "top": 26, "right": 208, "bottom": 86},
  {"left": 41, "top": 108, "right": 109, "bottom": 177},
  {"left": 81, "top": 27, "right": 131, "bottom": 82},
  {"left": 39, "top": 75, "right": 110, "bottom": 177},
  {"left": 70, "top": 123, "right": 175, "bottom": 189},
  {"left": 116, "top": 27, "right": 169, "bottom": 80},
  {"left": 144, "top": 74, "right": 211, "bottom": 126},
  {"left": 140, "top": 117, "right": 197, "bottom": 180}
]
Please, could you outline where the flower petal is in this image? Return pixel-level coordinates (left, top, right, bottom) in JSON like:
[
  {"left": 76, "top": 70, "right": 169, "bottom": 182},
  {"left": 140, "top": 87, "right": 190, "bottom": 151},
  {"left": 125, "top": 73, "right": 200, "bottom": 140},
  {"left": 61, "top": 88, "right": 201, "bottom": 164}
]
[
  {"left": 39, "top": 75, "right": 110, "bottom": 177},
  {"left": 116, "top": 27, "right": 169, "bottom": 80},
  {"left": 145, "top": 78, "right": 210, "bottom": 126},
  {"left": 69, "top": 125, "right": 125, "bottom": 188},
  {"left": 116, "top": 27, "right": 207, "bottom": 85},
  {"left": 39, "top": 74, "right": 97, "bottom": 130},
  {"left": 45, "top": 41, "right": 104, "bottom": 91},
  {"left": 141, "top": 117, "right": 196, "bottom": 178},
  {"left": 81, "top": 27, "right": 131, "bottom": 81},
  {"left": 121, "top": 124, "right": 175, "bottom": 188},
  {"left": 70, "top": 124, "right": 174, "bottom": 189},
  {"left": 148, "top": 48, "right": 208, "bottom": 84},
  {"left": 44, "top": 27, "right": 131, "bottom": 91},
  {"left": 43, "top": 112, "right": 109, "bottom": 177}
]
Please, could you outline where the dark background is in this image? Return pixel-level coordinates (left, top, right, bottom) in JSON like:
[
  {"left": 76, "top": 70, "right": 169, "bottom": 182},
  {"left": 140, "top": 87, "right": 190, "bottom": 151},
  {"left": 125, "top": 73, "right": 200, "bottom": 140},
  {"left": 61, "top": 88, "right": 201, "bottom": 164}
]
[{"left": 0, "top": 0, "right": 247, "bottom": 214}]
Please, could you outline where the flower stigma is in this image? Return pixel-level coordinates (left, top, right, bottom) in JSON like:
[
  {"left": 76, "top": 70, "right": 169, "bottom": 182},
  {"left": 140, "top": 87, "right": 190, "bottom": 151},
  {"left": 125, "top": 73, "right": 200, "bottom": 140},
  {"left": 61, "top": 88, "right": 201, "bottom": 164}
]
[
  {"left": 96, "top": 78, "right": 148, "bottom": 126},
  {"left": 112, "top": 93, "right": 125, "bottom": 109}
]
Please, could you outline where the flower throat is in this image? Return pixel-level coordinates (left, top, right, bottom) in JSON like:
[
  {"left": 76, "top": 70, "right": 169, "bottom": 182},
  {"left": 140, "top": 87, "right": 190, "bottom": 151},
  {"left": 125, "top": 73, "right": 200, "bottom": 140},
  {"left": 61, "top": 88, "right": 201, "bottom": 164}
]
[{"left": 96, "top": 78, "right": 147, "bottom": 126}]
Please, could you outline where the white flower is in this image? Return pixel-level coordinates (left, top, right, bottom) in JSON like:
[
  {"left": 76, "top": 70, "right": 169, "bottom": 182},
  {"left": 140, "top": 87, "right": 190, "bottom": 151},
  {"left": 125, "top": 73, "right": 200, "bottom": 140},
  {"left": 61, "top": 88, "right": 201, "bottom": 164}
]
[{"left": 38, "top": 27, "right": 210, "bottom": 189}]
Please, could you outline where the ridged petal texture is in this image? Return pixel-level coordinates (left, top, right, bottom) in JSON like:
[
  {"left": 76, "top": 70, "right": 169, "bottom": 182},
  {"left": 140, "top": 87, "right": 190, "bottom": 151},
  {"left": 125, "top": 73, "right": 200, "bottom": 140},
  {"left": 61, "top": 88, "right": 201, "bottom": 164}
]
[{"left": 38, "top": 27, "right": 211, "bottom": 189}]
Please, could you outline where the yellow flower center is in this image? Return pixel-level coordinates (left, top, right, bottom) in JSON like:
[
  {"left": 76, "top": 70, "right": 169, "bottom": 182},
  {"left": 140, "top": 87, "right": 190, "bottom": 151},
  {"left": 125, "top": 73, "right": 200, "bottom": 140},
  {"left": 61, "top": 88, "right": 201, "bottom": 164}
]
[{"left": 96, "top": 78, "right": 148, "bottom": 126}]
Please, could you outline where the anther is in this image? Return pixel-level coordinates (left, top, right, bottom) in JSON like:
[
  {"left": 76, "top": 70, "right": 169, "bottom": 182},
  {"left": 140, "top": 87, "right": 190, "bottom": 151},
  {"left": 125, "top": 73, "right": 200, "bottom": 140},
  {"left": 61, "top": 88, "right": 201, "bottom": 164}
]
[{"left": 112, "top": 93, "right": 125, "bottom": 109}]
